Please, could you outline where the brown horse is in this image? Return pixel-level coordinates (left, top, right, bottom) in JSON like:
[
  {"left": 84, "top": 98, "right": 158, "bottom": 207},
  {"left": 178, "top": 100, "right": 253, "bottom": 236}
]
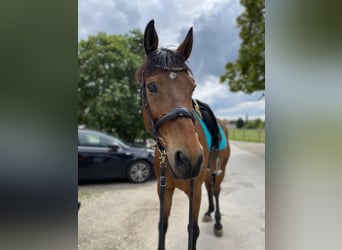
[{"left": 136, "top": 20, "right": 230, "bottom": 250}]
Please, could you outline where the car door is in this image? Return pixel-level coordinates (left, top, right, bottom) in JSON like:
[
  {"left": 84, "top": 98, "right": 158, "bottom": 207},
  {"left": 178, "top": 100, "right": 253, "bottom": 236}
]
[{"left": 78, "top": 131, "right": 133, "bottom": 180}]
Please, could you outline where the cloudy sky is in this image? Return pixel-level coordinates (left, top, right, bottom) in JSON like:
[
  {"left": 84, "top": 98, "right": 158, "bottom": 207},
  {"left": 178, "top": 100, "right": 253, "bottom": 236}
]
[{"left": 78, "top": 0, "right": 265, "bottom": 121}]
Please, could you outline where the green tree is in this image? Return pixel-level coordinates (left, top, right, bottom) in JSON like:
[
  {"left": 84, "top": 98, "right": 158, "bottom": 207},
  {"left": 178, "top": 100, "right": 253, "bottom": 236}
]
[
  {"left": 236, "top": 118, "right": 245, "bottom": 128},
  {"left": 220, "top": 0, "right": 265, "bottom": 94},
  {"left": 78, "top": 30, "right": 146, "bottom": 142}
]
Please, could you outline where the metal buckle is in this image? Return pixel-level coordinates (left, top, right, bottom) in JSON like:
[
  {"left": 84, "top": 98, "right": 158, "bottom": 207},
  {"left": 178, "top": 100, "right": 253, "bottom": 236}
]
[
  {"left": 159, "top": 147, "right": 167, "bottom": 187},
  {"left": 160, "top": 176, "right": 167, "bottom": 187}
]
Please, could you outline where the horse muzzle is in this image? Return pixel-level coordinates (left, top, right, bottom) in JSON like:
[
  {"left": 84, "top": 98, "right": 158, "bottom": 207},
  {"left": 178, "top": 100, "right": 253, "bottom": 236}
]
[{"left": 168, "top": 149, "right": 203, "bottom": 180}]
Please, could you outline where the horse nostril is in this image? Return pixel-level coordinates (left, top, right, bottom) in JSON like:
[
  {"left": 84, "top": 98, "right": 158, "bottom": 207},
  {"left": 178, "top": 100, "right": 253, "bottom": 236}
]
[
  {"left": 174, "top": 150, "right": 191, "bottom": 168},
  {"left": 173, "top": 150, "right": 203, "bottom": 179},
  {"left": 175, "top": 151, "right": 184, "bottom": 166}
]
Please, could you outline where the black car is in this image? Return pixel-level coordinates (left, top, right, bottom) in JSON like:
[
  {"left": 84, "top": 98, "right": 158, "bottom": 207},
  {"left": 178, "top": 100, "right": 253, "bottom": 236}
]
[{"left": 78, "top": 128, "right": 155, "bottom": 183}]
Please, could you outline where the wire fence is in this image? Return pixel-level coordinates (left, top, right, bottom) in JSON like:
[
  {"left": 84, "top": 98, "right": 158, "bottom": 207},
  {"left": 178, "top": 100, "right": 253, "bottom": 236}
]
[{"left": 228, "top": 128, "right": 265, "bottom": 142}]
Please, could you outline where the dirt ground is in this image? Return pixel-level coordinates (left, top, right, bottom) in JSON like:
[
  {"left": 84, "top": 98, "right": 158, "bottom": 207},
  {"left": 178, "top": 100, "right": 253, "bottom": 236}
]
[{"left": 78, "top": 141, "right": 265, "bottom": 250}]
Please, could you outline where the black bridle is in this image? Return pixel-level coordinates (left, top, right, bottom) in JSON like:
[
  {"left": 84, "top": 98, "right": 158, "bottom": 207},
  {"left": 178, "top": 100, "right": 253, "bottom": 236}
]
[
  {"left": 140, "top": 68, "right": 195, "bottom": 152},
  {"left": 139, "top": 67, "right": 196, "bottom": 250}
]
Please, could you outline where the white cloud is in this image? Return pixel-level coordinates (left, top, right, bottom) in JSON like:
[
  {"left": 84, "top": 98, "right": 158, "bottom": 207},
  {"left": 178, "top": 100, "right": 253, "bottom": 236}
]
[
  {"left": 216, "top": 97, "right": 265, "bottom": 120},
  {"left": 192, "top": 75, "right": 265, "bottom": 121},
  {"left": 193, "top": 75, "right": 229, "bottom": 103},
  {"left": 78, "top": 0, "right": 242, "bottom": 43}
]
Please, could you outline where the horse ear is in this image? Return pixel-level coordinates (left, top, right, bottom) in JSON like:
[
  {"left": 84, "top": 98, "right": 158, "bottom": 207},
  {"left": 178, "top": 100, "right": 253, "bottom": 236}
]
[
  {"left": 176, "top": 27, "right": 193, "bottom": 60},
  {"left": 144, "top": 19, "right": 159, "bottom": 55}
]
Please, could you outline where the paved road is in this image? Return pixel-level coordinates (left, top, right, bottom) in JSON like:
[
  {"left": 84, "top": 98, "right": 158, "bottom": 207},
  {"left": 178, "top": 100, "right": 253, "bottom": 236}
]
[{"left": 78, "top": 141, "right": 265, "bottom": 250}]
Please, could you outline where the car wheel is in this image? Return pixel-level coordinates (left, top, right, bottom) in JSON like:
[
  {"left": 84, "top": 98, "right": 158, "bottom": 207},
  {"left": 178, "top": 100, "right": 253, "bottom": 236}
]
[{"left": 127, "top": 160, "right": 152, "bottom": 183}]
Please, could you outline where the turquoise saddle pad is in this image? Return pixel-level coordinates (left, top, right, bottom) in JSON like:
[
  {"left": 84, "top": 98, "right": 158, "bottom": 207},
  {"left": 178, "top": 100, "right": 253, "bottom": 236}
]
[{"left": 194, "top": 112, "right": 227, "bottom": 151}]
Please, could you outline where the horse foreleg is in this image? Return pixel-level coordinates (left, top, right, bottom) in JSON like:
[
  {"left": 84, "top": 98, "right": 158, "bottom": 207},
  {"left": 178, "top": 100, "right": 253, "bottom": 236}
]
[
  {"left": 187, "top": 220, "right": 200, "bottom": 250},
  {"left": 158, "top": 187, "right": 174, "bottom": 250},
  {"left": 202, "top": 173, "right": 214, "bottom": 222},
  {"left": 187, "top": 183, "right": 201, "bottom": 250}
]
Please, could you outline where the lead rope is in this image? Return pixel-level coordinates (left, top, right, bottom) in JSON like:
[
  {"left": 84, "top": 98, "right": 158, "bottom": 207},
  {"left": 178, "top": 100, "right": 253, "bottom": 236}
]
[
  {"left": 158, "top": 147, "right": 167, "bottom": 250},
  {"left": 188, "top": 177, "right": 195, "bottom": 250}
]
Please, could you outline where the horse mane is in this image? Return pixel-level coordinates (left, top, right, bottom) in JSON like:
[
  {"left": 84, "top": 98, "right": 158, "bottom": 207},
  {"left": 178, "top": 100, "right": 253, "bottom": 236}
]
[{"left": 136, "top": 48, "right": 192, "bottom": 86}]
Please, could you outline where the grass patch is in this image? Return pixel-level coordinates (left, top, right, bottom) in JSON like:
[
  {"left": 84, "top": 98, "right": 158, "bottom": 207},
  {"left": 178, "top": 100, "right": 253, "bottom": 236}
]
[{"left": 228, "top": 128, "right": 265, "bottom": 142}]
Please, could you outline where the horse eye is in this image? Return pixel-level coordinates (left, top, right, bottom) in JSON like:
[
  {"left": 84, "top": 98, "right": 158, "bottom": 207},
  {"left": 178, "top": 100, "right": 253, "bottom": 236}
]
[{"left": 147, "top": 82, "right": 158, "bottom": 93}]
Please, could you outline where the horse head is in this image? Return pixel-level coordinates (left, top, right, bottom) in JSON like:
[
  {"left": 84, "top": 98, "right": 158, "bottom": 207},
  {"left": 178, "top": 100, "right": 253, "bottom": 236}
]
[{"left": 137, "top": 20, "right": 204, "bottom": 180}]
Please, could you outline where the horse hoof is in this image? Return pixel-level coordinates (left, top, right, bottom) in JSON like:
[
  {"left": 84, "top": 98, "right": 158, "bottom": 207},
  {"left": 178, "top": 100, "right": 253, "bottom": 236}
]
[
  {"left": 214, "top": 228, "right": 223, "bottom": 237},
  {"left": 202, "top": 215, "right": 213, "bottom": 222}
]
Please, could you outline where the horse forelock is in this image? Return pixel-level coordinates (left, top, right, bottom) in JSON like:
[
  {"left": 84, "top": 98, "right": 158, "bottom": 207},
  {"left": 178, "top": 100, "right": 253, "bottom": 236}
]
[
  {"left": 137, "top": 48, "right": 192, "bottom": 84},
  {"left": 149, "top": 48, "right": 191, "bottom": 70}
]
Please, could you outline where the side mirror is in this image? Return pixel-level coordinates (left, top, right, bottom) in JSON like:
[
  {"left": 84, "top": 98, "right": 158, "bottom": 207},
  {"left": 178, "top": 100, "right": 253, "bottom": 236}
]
[{"left": 108, "top": 143, "right": 120, "bottom": 151}]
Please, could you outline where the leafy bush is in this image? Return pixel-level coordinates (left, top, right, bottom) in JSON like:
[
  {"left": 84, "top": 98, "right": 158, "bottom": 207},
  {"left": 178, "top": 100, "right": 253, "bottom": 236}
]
[{"left": 246, "top": 118, "right": 265, "bottom": 129}]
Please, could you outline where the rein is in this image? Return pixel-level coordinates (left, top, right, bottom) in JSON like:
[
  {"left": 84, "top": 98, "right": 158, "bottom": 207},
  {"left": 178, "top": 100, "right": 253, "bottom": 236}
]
[{"left": 140, "top": 67, "right": 196, "bottom": 250}]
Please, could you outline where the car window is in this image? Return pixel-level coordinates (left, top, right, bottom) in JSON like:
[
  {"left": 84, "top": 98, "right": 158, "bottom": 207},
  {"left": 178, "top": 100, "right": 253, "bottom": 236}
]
[
  {"left": 78, "top": 130, "right": 127, "bottom": 148},
  {"left": 100, "top": 135, "right": 115, "bottom": 146},
  {"left": 79, "top": 132, "right": 105, "bottom": 147}
]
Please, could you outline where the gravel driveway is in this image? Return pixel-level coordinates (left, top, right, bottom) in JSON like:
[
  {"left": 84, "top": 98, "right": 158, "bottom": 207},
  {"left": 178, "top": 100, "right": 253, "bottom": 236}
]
[{"left": 78, "top": 141, "right": 265, "bottom": 250}]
